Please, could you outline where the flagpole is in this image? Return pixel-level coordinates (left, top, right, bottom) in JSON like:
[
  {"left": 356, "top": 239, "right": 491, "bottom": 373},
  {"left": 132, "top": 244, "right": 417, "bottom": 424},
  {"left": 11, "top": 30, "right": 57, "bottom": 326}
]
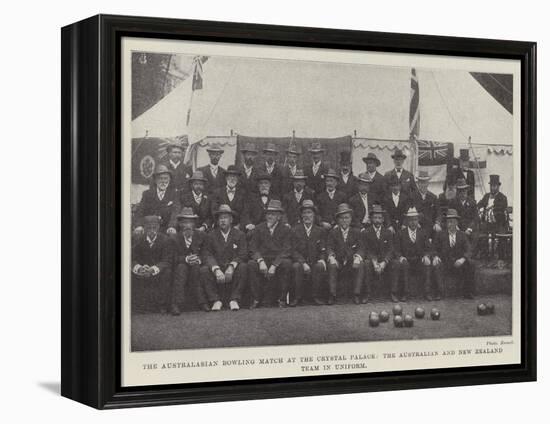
[{"left": 468, "top": 136, "right": 486, "bottom": 197}]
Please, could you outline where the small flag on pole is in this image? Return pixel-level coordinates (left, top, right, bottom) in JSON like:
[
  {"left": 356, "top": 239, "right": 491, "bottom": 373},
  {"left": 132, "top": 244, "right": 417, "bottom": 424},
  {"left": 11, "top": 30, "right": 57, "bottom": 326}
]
[
  {"left": 186, "top": 56, "right": 208, "bottom": 126},
  {"left": 409, "top": 68, "right": 420, "bottom": 140}
]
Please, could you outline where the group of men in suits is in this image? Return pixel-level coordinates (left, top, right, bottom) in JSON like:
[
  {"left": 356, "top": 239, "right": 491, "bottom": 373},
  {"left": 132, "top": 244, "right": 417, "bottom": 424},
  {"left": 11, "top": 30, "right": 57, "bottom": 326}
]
[{"left": 131, "top": 139, "right": 508, "bottom": 314}]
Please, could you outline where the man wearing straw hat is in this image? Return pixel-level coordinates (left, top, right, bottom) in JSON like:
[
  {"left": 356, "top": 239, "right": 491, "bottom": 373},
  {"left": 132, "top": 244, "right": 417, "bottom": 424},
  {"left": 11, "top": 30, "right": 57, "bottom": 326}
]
[
  {"left": 305, "top": 141, "right": 330, "bottom": 195},
  {"left": 197, "top": 142, "right": 226, "bottom": 195},
  {"left": 200, "top": 205, "right": 248, "bottom": 311},
  {"left": 238, "top": 142, "right": 261, "bottom": 195},
  {"left": 210, "top": 165, "right": 247, "bottom": 229},
  {"left": 161, "top": 138, "right": 193, "bottom": 194},
  {"left": 242, "top": 173, "right": 281, "bottom": 232},
  {"left": 393, "top": 207, "right": 432, "bottom": 302},
  {"left": 131, "top": 215, "right": 174, "bottom": 314},
  {"left": 282, "top": 169, "right": 315, "bottom": 226},
  {"left": 281, "top": 142, "right": 303, "bottom": 195},
  {"left": 133, "top": 164, "right": 180, "bottom": 236},
  {"left": 326, "top": 203, "right": 365, "bottom": 305},
  {"left": 247, "top": 200, "right": 293, "bottom": 309},
  {"left": 411, "top": 170, "right": 440, "bottom": 233},
  {"left": 362, "top": 152, "right": 385, "bottom": 200},
  {"left": 172, "top": 207, "right": 208, "bottom": 313},
  {"left": 384, "top": 148, "right": 417, "bottom": 196},
  {"left": 260, "top": 142, "right": 284, "bottom": 198},
  {"left": 338, "top": 151, "right": 357, "bottom": 201},
  {"left": 432, "top": 208, "right": 475, "bottom": 299},
  {"left": 317, "top": 168, "right": 347, "bottom": 230},
  {"left": 348, "top": 172, "right": 379, "bottom": 229},
  {"left": 290, "top": 200, "right": 327, "bottom": 306},
  {"left": 179, "top": 170, "right": 212, "bottom": 232}
]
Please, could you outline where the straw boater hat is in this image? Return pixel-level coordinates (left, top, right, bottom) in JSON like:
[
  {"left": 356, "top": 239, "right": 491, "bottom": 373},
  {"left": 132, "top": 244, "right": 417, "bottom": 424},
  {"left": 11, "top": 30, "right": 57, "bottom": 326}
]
[
  {"left": 263, "top": 142, "right": 279, "bottom": 154},
  {"left": 357, "top": 172, "right": 374, "bottom": 184},
  {"left": 403, "top": 207, "right": 421, "bottom": 218},
  {"left": 177, "top": 207, "right": 199, "bottom": 220},
  {"left": 224, "top": 165, "right": 242, "bottom": 176},
  {"left": 213, "top": 204, "right": 237, "bottom": 217},
  {"left": 286, "top": 143, "right": 302, "bottom": 155},
  {"left": 189, "top": 170, "right": 208, "bottom": 183},
  {"left": 240, "top": 142, "right": 258, "bottom": 154},
  {"left": 153, "top": 164, "right": 172, "bottom": 178},
  {"left": 456, "top": 177, "right": 470, "bottom": 190},
  {"left": 416, "top": 170, "right": 431, "bottom": 181},
  {"left": 308, "top": 141, "right": 325, "bottom": 153},
  {"left": 391, "top": 149, "right": 407, "bottom": 160},
  {"left": 255, "top": 172, "right": 272, "bottom": 182},
  {"left": 335, "top": 203, "right": 353, "bottom": 217},
  {"left": 206, "top": 143, "right": 224, "bottom": 153},
  {"left": 324, "top": 168, "right": 340, "bottom": 180},
  {"left": 266, "top": 199, "right": 284, "bottom": 213},
  {"left": 369, "top": 204, "right": 386, "bottom": 216},
  {"left": 444, "top": 208, "right": 461, "bottom": 220},
  {"left": 143, "top": 215, "right": 161, "bottom": 225},
  {"left": 300, "top": 199, "right": 318, "bottom": 213},
  {"left": 489, "top": 174, "right": 501, "bottom": 186},
  {"left": 166, "top": 138, "right": 188, "bottom": 153},
  {"left": 291, "top": 169, "right": 308, "bottom": 180},
  {"left": 362, "top": 152, "right": 381, "bottom": 167}
]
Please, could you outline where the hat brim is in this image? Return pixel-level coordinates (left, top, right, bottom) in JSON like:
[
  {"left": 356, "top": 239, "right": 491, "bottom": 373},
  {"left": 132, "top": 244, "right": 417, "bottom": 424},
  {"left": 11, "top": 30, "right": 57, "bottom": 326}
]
[
  {"left": 308, "top": 148, "right": 325, "bottom": 153},
  {"left": 266, "top": 208, "right": 284, "bottom": 213},
  {"left": 224, "top": 170, "right": 242, "bottom": 176},
  {"left": 456, "top": 184, "right": 470, "bottom": 190},
  {"left": 153, "top": 171, "right": 172, "bottom": 177},
  {"left": 335, "top": 209, "right": 353, "bottom": 217},
  {"left": 240, "top": 149, "right": 258, "bottom": 154},
  {"left": 416, "top": 176, "right": 431, "bottom": 181},
  {"left": 263, "top": 149, "right": 278, "bottom": 154},
  {"left": 177, "top": 214, "right": 199, "bottom": 220},
  {"left": 404, "top": 213, "right": 421, "bottom": 218},
  {"left": 362, "top": 157, "right": 381, "bottom": 166},
  {"left": 206, "top": 148, "right": 224, "bottom": 153},
  {"left": 291, "top": 175, "right": 308, "bottom": 180},
  {"left": 300, "top": 205, "right": 318, "bottom": 213},
  {"left": 214, "top": 210, "right": 237, "bottom": 217},
  {"left": 324, "top": 174, "right": 340, "bottom": 180},
  {"left": 444, "top": 214, "right": 461, "bottom": 219},
  {"left": 391, "top": 153, "right": 407, "bottom": 159},
  {"left": 189, "top": 177, "right": 208, "bottom": 183}
]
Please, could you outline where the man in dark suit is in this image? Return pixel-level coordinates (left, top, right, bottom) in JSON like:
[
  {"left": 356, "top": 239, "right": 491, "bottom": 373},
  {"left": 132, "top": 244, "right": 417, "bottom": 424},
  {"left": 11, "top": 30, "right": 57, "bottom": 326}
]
[
  {"left": 247, "top": 200, "right": 293, "bottom": 308},
  {"left": 282, "top": 169, "right": 315, "bottom": 226},
  {"left": 445, "top": 149, "right": 476, "bottom": 200},
  {"left": 450, "top": 178, "right": 480, "bottom": 255},
  {"left": 437, "top": 173, "right": 458, "bottom": 227},
  {"left": 210, "top": 165, "right": 247, "bottom": 229},
  {"left": 363, "top": 205, "right": 395, "bottom": 303},
  {"left": 316, "top": 168, "right": 347, "bottom": 230},
  {"left": 411, "top": 170, "right": 440, "bottom": 234},
  {"left": 179, "top": 171, "right": 212, "bottom": 232},
  {"left": 171, "top": 208, "right": 209, "bottom": 312},
  {"left": 242, "top": 174, "right": 281, "bottom": 232},
  {"left": 160, "top": 139, "right": 193, "bottom": 195},
  {"left": 477, "top": 174, "right": 509, "bottom": 233},
  {"left": 290, "top": 200, "right": 327, "bottom": 306},
  {"left": 382, "top": 175, "right": 412, "bottom": 234},
  {"left": 238, "top": 142, "right": 260, "bottom": 196},
  {"left": 281, "top": 143, "right": 302, "bottom": 195},
  {"left": 133, "top": 164, "right": 180, "bottom": 235},
  {"left": 326, "top": 204, "right": 365, "bottom": 305},
  {"left": 259, "top": 142, "right": 284, "bottom": 198},
  {"left": 348, "top": 173, "right": 379, "bottom": 229},
  {"left": 362, "top": 152, "right": 385, "bottom": 200},
  {"left": 132, "top": 215, "right": 174, "bottom": 314},
  {"left": 305, "top": 141, "right": 330, "bottom": 195},
  {"left": 384, "top": 148, "right": 417, "bottom": 196},
  {"left": 197, "top": 142, "right": 226, "bottom": 195},
  {"left": 393, "top": 208, "right": 432, "bottom": 302},
  {"left": 338, "top": 151, "right": 357, "bottom": 201},
  {"left": 200, "top": 205, "right": 249, "bottom": 311}
]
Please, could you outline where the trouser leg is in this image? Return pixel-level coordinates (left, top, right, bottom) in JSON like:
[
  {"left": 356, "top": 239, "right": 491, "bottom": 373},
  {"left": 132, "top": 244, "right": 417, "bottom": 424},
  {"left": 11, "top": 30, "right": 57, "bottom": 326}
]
[
  {"left": 327, "top": 263, "right": 339, "bottom": 297},
  {"left": 363, "top": 261, "right": 374, "bottom": 298},
  {"left": 230, "top": 262, "right": 247, "bottom": 301},
  {"left": 310, "top": 262, "right": 324, "bottom": 300},
  {"left": 459, "top": 260, "right": 475, "bottom": 297},
  {"left": 293, "top": 262, "right": 304, "bottom": 301},
  {"left": 277, "top": 259, "right": 292, "bottom": 302},
  {"left": 420, "top": 261, "right": 431, "bottom": 296},
  {"left": 432, "top": 263, "right": 443, "bottom": 298},
  {"left": 392, "top": 260, "right": 404, "bottom": 296},
  {"left": 247, "top": 259, "right": 262, "bottom": 302},
  {"left": 352, "top": 262, "right": 365, "bottom": 296},
  {"left": 199, "top": 265, "right": 220, "bottom": 304},
  {"left": 174, "top": 263, "right": 189, "bottom": 307}
]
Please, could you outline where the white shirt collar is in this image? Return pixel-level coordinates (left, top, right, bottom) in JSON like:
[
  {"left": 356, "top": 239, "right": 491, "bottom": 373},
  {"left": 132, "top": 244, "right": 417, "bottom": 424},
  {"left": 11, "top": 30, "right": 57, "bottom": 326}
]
[
  {"left": 220, "top": 228, "right": 231, "bottom": 241},
  {"left": 146, "top": 234, "right": 157, "bottom": 244},
  {"left": 170, "top": 159, "right": 181, "bottom": 169}
]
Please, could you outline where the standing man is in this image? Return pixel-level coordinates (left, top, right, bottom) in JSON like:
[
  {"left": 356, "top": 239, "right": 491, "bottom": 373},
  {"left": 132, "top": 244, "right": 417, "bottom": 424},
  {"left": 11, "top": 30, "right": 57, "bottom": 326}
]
[
  {"left": 238, "top": 142, "right": 260, "bottom": 195},
  {"left": 362, "top": 152, "right": 385, "bottom": 200},
  {"left": 477, "top": 174, "right": 508, "bottom": 233},
  {"left": 393, "top": 207, "right": 432, "bottom": 302},
  {"left": 452, "top": 178, "right": 479, "bottom": 252},
  {"left": 282, "top": 169, "right": 315, "bottom": 226},
  {"left": 210, "top": 165, "right": 247, "bottom": 229},
  {"left": 290, "top": 200, "right": 327, "bottom": 306},
  {"left": 363, "top": 205, "right": 395, "bottom": 304},
  {"left": 432, "top": 208, "right": 475, "bottom": 299},
  {"left": 260, "top": 142, "right": 283, "bottom": 198},
  {"left": 161, "top": 139, "right": 193, "bottom": 194},
  {"left": 317, "top": 168, "right": 347, "bottom": 230},
  {"left": 383, "top": 175, "right": 411, "bottom": 234},
  {"left": 197, "top": 142, "right": 226, "bottom": 195},
  {"left": 305, "top": 141, "right": 329, "bottom": 195},
  {"left": 179, "top": 171, "right": 212, "bottom": 232},
  {"left": 348, "top": 172, "right": 379, "bottom": 229},
  {"left": 326, "top": 204, "right": 365, "bottom": 305},
  {"left": 384, "top": 148, "right": 417, "bottom": 196},
  {"left": 247, "top": 200, "right": 293, "bottom": 308},
  {"left": 338, "top": 151, "right": 357, "bottom": 201},
  {"left": 446, "top": 149, "right": 476, "bottom": 200},
  {"left": 411, "top": 170, "right": 440, "bottom": 233},
  {"left": 200, "top": 205, "right": 248, "bottom": 311},
  {"left": 242, "top": 174, "right": 280, "bottom": 232},
  {"left": 281, "top": 143, "right": 302, "bottom": 195},
  {"left": 133, "top": 164, "right": 179, "bottom": 235},
  {"left": 131, "top": 215, "right": 174, "bottom": 314}
]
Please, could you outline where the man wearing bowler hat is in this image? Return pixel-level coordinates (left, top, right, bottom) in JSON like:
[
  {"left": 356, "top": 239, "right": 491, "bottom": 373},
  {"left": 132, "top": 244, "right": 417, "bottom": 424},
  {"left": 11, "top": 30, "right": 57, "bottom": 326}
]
[
  {"left": 179, "top": 170, "right": 212, "bottom": 232},
  {"left": 305, "top": 141, "right": 330, "bottom": 195},
  {"left": 446, "top": 149, "right": 476, "bottom": 200},
  {"left": 382, "top": 174, "right": 412, "bottom": 234},
  {"left": 451, "top": 178, "right": 480, "bottom": 255},
  {"left": 259, "top": 142, "right": 284, "bottom": 198},
  {"left": 290, "top": 200, "right": 327, "bottom": 306},
  {"left": 338, "top": 151, "right": 357, "bottom": 201},
  {"left": 348, "top": 172, "right": 380, "bottom": 229},
  {"left": 282, "top": 169, "right": 315, "bottom": 226},
  {"left": 210, "top": 165, "right": 247, "bottom": 229},
  {"left": 326, "top": 204, "right": 365, "bottom": 305},
  {"left": 393, "top": 207, "right": 432, "bottom": 302},
  {"left": 317, "top": 168, "right": 347, "bottom": 230},
  {"left": 411, "top": 170, "right": 440, "bottom": 233},
  {"left": 238, "top": 142, "right": 260, "bottom": 195},
  {"left": 197, "top": 142, "right": 226, "bottom": 195},
  {"left": 432, "top": 208, "right": 475, "bottom": 299},
  {"left": 161, "top": 139, "right": 193, "bottom": 194},
  {"left": 242, "top": 173, "right": 281, "bottom": 232},
  {"left": 384, "top": 148, "right": 417, "bottom": 196},
  {"left": 134, "top": 164, "right": 180, "bottom": 235},
  {"left": 131, "top": 215, "right": 174, "bottom": 314},
  {"left": 362, "top": 152, "right": 385, "bottom": 200},
  {"left": 281, "top": 142, "right": 303, "bottom": 194},
  {"left": 200, "top": 205, "right": 248, "bottom": 311},
  {"left": 247, "top": 200, "right": 293, "bottom": 308}
]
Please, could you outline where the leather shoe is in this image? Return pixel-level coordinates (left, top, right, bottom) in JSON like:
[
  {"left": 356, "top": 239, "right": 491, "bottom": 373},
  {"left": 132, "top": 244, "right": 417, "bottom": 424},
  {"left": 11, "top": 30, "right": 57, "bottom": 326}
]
[
  {"left": 400, "top": 295, "right": 408, "bottom": 302},
  {"left": 278, "top": 300, "right": 287, "bottom": 308},
  {"left": 425, "top": 294, "right": 433, "bottom": 301},
  {"left": 200, "top": 303, "right": 210, "bottom": 312},
  {"left": 353, "top": 295, "right": 360, "bottom": 305},
  {"left": 249, "top": 300, "right": 260, "bottom": 310},
  {"left": 327, "top": 296, "right": 336, "bottom": 305},
  {"left": 390, "top": 293, "right": 399, "bottom": 303},
  {"left": 361, "top": 296, "right": 370, "bottom": 304},
  {"left": 170, "top": 305, "right": 181, "bottom": 316},
  {"left": 313, "top": 298, "right": 325, "bottom": 306},
  {"left": 289, "top": 299, "right": 298, "bottom": 307}
]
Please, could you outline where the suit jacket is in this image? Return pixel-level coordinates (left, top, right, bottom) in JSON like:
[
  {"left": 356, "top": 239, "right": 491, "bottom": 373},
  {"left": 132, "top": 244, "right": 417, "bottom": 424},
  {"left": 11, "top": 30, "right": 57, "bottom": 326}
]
[
  {"left": 259, "top": 162, "right": 284, "bottom": 198},
  {"left": 316, "top": 190, "right": 348, "bottom": 225},
  {"left": 161, "top": 160, "right": 193, "bottom": 194},
  {"left": 450, "top": 197, "right": 479, "bottom": 232},
  {"left": 433, "top": 230, "right": 471, "bottom": 262},
  {"left": 180, "top": 191, "right": 213, "bottom": 229},
  {"left": 394, "top": 227, "right": 431, "bottom": 260},
  {"left": 280, "top": 165, "right": 300, "bottom": 195},
  {"left": 197, "top": 164, "right": 226, "bottom": 194},
  {"left": 411, "top": 190, "right": 439, "bottom": 230},
  {"left": 210, "top": 186, "right": 248, "bottom": 226},
  {"left": 338, "top": 172, "right": 358, "bottom": 201},
  {"left": 384, "top": 169, "right": 418, "bottom": 196},
  {"left": 368, "top": 171, "right": 386, "bottom": 200},
  {"left": 348, "top": 192, "right": 380, "bottom": 228},
  {"left": 326, "top": 226, "right": 364, "bottom": 264},
  {"left": 204, "top": 228, "right": 248, "bottom": 270},
  {"left": 242, "top": 193, "right": 281, "bottom": 227},
  {"left": 436, "top": 191, "right": 457, "bottom": 224},
  {"left": 305, "top": 161, "right": 330, "bottom": 195},
  {"left": 291, "top": 223, "right": 326, "bottom": 264},
  {"left": 238, "top": 164, "right": 261, "bottom": 196},
  {"left": 132, "top": 233, "right": 173, "bottom": 271},
  {"left": 250, "top": 222, "right": 292, "bottom": 266},
  {"left": 282, "top": 188, "right": 315, "bottom": 226},
  {"left": 134, "top": 186, "right": 180, "bottom": 231},
  {"left": 477, "top": 191, "right": 508, "bottom": 229},
  {"left": 445, "top": 168, "right": 476, "bottom": 200},
  {"left": 363, "top": 226, "right": 394, "bottom": 263},
  {"left": 382, "top": 191, "right": 412, "bottom": 230},
  {"left": 171, "top": 230, "right": 207, "bottom": 265}
]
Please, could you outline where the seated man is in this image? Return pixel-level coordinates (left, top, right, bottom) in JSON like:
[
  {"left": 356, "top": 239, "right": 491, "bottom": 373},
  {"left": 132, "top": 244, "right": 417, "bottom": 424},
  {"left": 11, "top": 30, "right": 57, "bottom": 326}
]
[
  {"left": 242, "top": 173, "right": 280, "bottom": 233},
  {"left": 247, "top": 200, "right": 292, "bottom": 309},
  {"left": 382, "top": 175, "right": 411, "bottom": 234},
  {"left": 316, "top": 168, "right": 347, "bottom": 230},
  {"left": 290, "top": 200, "right": 327, "bottom": 306},
  {"left": 451, "top": 178, "right": 479, "bottom": 256},
  {"left": 180, "top": 171, "right": 212, "bottom": 232},
  {"left": 172, "top": 207, "right": 209, "bottom": 312},
  {"left": 432, "top": 208, "right": 475, "bottom": 299},
  {"left": 393, "top": 207, "right": 432, "bottom": 302},
  {"left": 131, "top": 215, "right": 174, "bottom": 314},
  {"left": 200, "top": 205, "right": 248, "bottom": 311},
  {"left": 363, "top": 204, "right": 395, "bottom": 303},
  {"left": 282, "top": 169, "right": 315, "bottom": 226},
  {"left": 210, "top": 165, "right": 247, "bottom": 229},
  {"left": 326, "top": 204, "right": 364, "bottom": 305}
]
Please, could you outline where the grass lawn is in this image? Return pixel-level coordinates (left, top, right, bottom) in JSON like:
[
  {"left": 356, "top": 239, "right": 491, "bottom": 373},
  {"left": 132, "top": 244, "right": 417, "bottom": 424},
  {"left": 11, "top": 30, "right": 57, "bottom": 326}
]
[{"left": 131, "top": 294, "right": 512, "bottom": 351}]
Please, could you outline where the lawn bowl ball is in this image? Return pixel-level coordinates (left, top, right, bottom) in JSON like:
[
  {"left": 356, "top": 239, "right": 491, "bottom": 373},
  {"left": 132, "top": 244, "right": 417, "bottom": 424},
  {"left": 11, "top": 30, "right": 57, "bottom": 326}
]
[
  {"left": 379, "top": 310, "right": 390, "bottom": 323},
  {"left": 369, "top": 313, "right": 380, "bottom": 327},
  {"left": 404, "top": 314, "right": 414, "bottom": 327},
  {"left": 486, "top": 302, "right": 495, "bottom": 314},
  {"left": 394, "top": 315, "right": 404, "bottom": 328},
  {"left": 430, "top": 308, "right": 440, "bottom": 320},
  {"left": 414, "top": 307, "right": 425, "bottom": 319},
  {"left": 477, "top": 303, "right": 488, "bottom": 316},
  {"left": 392, "top": 304, "right": 403, "bottom": 316}
]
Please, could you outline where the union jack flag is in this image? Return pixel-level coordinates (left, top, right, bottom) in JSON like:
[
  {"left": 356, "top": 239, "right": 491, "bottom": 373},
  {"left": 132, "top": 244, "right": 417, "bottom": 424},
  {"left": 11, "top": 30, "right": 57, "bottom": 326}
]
[{"left": 417, "top": 140, "right": 454, "bottom": 166}]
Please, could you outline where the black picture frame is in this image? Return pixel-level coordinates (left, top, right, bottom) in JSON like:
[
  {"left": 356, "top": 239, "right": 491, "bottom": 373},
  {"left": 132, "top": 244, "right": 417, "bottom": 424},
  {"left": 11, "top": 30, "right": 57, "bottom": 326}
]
[{"left": 61, "top": 14, "right": 537, "bottom": 409}]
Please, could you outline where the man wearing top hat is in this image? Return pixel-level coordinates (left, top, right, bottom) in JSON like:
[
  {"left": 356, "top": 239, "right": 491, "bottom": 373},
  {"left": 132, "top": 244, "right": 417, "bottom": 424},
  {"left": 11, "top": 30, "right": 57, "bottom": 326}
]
[
  {"left": 132, "top": 215, "right": 174, "bottom": 314},
  {"left": 133, "top": 164, "right": 180, "bottom": 236},
  {"left": 281, "top": 142, "right": 302, "bottom": 195},
  {"left": 384, "top": 148, "right": 417, "bottom": 196},
  {"left": 393, "top": 207, "right": 432, "bottom": 302},
  {"left": 316, "top": 168, "right": 347, "bottom": 230},
  {"left": 362, "top": 205, "right": 395, "bottom": 304},
  {"left": 362, "top": 152, "right": 385, "bottom": 200},
  {"left": 290, "top": 200, "right": 327, "bottom": 306},
  {"left": 238, "top": 142, "right": 260, "bottom": 195},
  {"left": 210, "top": 165, "right": 247, "bottom": 229},
  {"left": 326, "top": 204, "right": 365, "bottom": 305},
  {"left": 432, "top": 208, "right": 475, "bottom": 299},
  {"left": 242, "top": 173, "right": 281, "bottom": 232},
  {"left": 282, "top": 169, "right": 315, "bottom": 226},
  {"left": 197, "top": 142, "right": 226, "bottom": 195},
  {"left": 247, "top": 200, "right": 293, "bottom": 308},
  {"left": 200, "top": 205, "right": 249, "bottom": 311},
  {"left": 305, "top": 141, "right": 330, "bottom": 195},
  {"left": 160, "top": 139, "right": 193, "bottom": 194},
  {"left": 446, "top": 149, "right": 476, "bottom": 200},
  {"left": 477, "top": 174, "right": 508, "bottom": 234},
  {"left": 411, "top": 170, "right": 440, "bottom": 233},
  {"left": 382, "top": 174, "right": 412, "bottom": 234},
  {"left": 259, "top": 142, "right": 284, "bottom": 198},
  {"left": 172, "top": 207, "right": 209, "bottom": 312},
  {"left": 338, "top": 151, "right": 357, "bottom": 201},
  {"left": 348, "top": 172, "right": 380, "bottom": 229},
  {"left": 179, "top": 171, "right": 212, "bottom": 232}
]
